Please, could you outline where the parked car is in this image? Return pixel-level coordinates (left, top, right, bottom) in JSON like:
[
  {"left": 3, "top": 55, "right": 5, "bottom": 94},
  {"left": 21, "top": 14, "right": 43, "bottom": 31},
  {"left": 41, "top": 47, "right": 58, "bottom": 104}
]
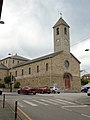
[
  {"left": 0, "top": 88, "right": 3, "bottom": 95},
  {"left": 36, "top": 87, "right": 51, "bottom": 94},
  {"left": 17, "top": 86, "right": 36, "bottom": 95},
  {"left": 50, "top": 86, "right": 60, "bottom": 94},
  {"left": 81, "top": 83, "right": 90, "bottom": 93},
  {"left": 87, "top": 88, "right": 90, "bottom": 96},
  {"left": 81, "top": 87, "right": 90, "bottom": 93}
]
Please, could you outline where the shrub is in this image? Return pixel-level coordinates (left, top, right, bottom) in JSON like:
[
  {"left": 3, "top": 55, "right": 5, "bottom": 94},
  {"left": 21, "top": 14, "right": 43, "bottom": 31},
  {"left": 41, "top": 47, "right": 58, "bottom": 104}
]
[
  {"left": 0, "top": 83, "right": 5, "bottom": 88},
  {"left": 14, "top": 82, "right": 20, "bottom": 88}
]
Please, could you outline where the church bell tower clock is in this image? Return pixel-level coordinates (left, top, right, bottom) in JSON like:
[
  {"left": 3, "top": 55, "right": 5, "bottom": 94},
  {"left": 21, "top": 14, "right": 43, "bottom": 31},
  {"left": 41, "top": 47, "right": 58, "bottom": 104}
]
[{"left": 53, "top": 17, "right": 70, "bottom": 53}]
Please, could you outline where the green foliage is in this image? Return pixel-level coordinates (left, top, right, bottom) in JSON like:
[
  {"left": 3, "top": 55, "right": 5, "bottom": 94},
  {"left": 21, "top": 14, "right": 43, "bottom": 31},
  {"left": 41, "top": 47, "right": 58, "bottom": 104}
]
[
  {"left": 4, "top": 76, "right": 11, "bottom": 84},
  {"left": 14, "top": 81, "right": 20, "bottom": 88},
  {"left": 81, "top": 78, "right": 88, "bottom": 85},
  {"left": 0, "top": 83, "right": 5, "bottom": 88}
]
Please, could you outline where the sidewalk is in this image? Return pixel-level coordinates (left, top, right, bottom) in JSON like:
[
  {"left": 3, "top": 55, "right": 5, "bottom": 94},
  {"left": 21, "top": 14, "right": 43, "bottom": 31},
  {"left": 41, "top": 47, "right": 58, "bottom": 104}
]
[{"left": 0, "top": 99, "right": 21, "bottom": 120}]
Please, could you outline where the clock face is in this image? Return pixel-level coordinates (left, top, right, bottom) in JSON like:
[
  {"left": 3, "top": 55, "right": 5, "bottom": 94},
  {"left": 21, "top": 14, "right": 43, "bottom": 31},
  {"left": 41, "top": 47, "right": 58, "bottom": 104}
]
[{"left": 56, "top": 39, "right": 60, "bottom": 45}]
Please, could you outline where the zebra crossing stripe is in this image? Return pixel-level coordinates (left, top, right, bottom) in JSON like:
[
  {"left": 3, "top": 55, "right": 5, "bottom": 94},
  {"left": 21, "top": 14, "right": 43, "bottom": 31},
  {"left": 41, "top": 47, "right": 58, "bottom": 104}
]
[
  {"left": 48, "top": 99, "right": 67, "bottom": 105},
  {"left": 55, "top": 99, "right": 75, "bottom": 104},
  {"left": 40, "top": 99, "right": 58, "bottom": 105},
  {"left": 23, "top": 100, "right": 38, "bottom": 106},
  {"left": 33, "top": 100, "right": 48, "bottom": 105}
]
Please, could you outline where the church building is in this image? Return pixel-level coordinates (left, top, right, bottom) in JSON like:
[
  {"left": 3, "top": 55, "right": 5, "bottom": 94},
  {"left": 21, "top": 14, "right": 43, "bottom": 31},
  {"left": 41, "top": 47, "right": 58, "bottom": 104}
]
[{"left": 0, "top": 17, "right": 81, "bottom": 91}]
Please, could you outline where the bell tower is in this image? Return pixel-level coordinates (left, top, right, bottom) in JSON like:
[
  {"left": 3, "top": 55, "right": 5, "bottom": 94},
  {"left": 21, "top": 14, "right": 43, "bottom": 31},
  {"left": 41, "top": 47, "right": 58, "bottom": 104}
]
[{"left": 53, "top": 17, "right": 70, "bottom": 53}]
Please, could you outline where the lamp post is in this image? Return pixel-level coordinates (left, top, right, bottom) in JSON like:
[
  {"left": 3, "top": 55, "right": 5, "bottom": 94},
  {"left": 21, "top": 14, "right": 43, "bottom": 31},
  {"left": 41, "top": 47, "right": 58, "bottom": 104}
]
[
  {"left": 85, "top": 49, "right": 90, "bottom": 51},
  {"left": 8, "top": 53, "right": 14, "bottom": 92},
  {"left": 0, "top": 0, "right": 4, "bottom": 24}
]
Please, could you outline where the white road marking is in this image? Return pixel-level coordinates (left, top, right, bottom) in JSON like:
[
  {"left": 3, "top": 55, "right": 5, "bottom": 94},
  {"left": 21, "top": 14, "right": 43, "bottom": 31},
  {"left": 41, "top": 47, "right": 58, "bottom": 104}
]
[
  {"left": 62, "top": 105, "right": 88, "bottom": 108},
  {"left": 23, "top": 100, "right": 38, "bottom": 107},
  {"left": 61, "top": 107, "right": 72, "bottom": 112},
  {"left": 33, "top": 100, "right": 48, "bottom": 105},
  {"left": 55, "top": 99, "right": 75, "bottom": 104},
  {"left": 48, "top": 99, "right": 67, "bottom": 105},
  {"left": 18, "top": 102, "right": 24, "bottom": 107},
  {"left": 81, "top": 114, "right": 90, "bottom": 118},
  {"left": 40, "top": 99, "right": 58, "bottom": 105}
]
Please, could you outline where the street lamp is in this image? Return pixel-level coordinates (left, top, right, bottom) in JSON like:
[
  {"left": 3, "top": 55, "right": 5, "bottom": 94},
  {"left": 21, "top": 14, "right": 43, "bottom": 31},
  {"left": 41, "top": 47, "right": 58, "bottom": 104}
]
[
  {"left": 0, "top": 0, "right": 4, "bottom": 24},
  {"left": 0, "top": 20, "right": 4, "bottom": 24},
  {"left": 8, "top": 53, "right": 14, "bottom": 92},
  {"left": 85, "top": 49, "right": 90, "bottom": 51}
]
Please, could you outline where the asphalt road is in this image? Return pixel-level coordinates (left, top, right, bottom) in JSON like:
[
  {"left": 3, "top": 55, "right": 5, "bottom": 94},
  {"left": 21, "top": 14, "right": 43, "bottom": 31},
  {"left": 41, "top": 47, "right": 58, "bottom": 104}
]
[{"left": 1, "top": 92, "right": 90, "bottom": 120}]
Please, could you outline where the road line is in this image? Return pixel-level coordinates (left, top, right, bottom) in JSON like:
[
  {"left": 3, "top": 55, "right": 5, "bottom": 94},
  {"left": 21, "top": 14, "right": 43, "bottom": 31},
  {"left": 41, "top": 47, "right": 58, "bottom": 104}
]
[
  {"left": 23, "top": 100, "right": 38, "bottom": 106},
  {"left": 18, "top": 107, "right": 32, "bottom": 120},
  {"left": 48, "top": 99, "right": 67, "bottom": 105},
  {"left": 18, "top": 102, "right": 24, "bottom": 107},
  {"left": 33, "top": 100, "right": 48, "bottom": 105},
  {"left": 81, "top": 114, "right": 90, "bottom": 118},
  {"left": 40, "top": 99, "right": 58, "bottom": 105},
  {"left": 62, "top": 105, "right": 88, "bottom": 108},
  {"left": 61, "top": 107, "right": 72, "bottom": 112},
  {"left": 56, "top": 99, "right": 75, "bottom": 104}
]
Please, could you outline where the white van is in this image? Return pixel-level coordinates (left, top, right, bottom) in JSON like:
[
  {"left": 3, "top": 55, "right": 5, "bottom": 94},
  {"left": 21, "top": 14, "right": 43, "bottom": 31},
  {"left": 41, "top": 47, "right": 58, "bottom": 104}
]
[{"left": 50, "top": 86, "right": 60, "bottom": 94}]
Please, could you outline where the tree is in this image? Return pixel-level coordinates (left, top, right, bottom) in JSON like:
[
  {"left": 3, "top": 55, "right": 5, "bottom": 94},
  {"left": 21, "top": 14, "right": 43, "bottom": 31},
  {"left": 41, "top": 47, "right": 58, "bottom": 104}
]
[{"left": 4, "top": 76, "right": 11, "bottom": 86}]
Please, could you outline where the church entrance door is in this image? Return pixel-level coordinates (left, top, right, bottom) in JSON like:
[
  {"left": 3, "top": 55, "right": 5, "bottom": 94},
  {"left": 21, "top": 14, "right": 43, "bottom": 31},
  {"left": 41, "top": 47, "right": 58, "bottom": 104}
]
[{"left": 63, "top": 73, "right": 71, "bottom": 89}]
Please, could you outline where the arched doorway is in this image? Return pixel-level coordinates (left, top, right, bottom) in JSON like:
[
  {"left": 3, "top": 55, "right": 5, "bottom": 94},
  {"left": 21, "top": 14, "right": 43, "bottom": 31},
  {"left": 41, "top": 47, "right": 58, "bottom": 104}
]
[{"left": 63, "top": 73, "right": 72, "bottom": 89}]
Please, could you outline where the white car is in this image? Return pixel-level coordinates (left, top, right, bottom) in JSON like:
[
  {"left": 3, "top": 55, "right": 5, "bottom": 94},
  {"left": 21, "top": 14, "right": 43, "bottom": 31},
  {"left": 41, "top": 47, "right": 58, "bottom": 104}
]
[
  {"left": 87, "top": 88, "right": 90, "bottom": 96},
  {"left": 0, "top": 88, "right": 3, "bottom": 95},
  {"left": 50, "top": 86, "right": 60, "bottom": 94}
]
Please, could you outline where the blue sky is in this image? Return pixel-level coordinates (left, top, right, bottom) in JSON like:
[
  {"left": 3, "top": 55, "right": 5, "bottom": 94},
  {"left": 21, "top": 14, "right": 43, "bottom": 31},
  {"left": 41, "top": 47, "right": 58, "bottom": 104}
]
[{"left": 0, "top": 0, "right": 90, "bottom": 74}]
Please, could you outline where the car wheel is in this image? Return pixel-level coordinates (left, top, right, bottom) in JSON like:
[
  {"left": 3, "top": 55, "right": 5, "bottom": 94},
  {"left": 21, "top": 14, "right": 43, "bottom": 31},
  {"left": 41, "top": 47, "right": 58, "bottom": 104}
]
[
  {"left": 57, "top": 92, "right": 60, "bottom": 94},
  {"left": 18, "top": 91, "right": 20, "bottom": 94},
  {"left": 33, "top": 92, "right": 36, "bottom": 95},
  {"left": 52, "top": 90, "right": 56, "bottom": 94}
]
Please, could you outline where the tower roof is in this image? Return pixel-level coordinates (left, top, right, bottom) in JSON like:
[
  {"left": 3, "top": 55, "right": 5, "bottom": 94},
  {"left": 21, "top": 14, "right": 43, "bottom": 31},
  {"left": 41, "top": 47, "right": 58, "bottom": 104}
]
[{"left": 53, "top": 17, "right": 70, "bottom": 28}]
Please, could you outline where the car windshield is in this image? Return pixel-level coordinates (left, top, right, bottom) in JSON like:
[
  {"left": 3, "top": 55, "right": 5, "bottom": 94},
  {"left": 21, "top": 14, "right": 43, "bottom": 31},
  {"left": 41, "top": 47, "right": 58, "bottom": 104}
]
[{"left": 22, "top": 86, "right": 31, "bottom": 89}]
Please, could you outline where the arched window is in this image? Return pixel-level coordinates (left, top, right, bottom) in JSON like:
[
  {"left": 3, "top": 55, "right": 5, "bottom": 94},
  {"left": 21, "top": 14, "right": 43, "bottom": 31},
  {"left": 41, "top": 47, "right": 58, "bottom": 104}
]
[
  {"left": 29, "top": 68, "right": 31, "bottom": 74},
  {"left": 64, "top": 27, "right": 67, "bottom": 34},
  {"left": 56, "top": 27, "right": 59, "bottom": 35},
  {"left": 37, "top": 65, "right": 39, "bottom": 73},
  {"left": 22, "top": 69, "right": 24, "bottom": 76},
  {"left": 46, "top": 63, "right": 48, "bottom": 71},
  {"left": 15, "top": 71, "right": 17, "bottom": 77}
]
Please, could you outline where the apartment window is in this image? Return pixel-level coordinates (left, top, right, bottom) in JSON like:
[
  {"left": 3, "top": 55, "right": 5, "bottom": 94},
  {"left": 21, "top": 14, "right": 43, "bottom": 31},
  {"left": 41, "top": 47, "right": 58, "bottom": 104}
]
[
  {"left": 29, "top": 68, "right": 31, "bottom": 74},
  {"left": 64, "top": 27, "right": 67, "bottom": 35},
  {"left": 22, "top": 69, "right": 24, "bottom": 75},
  {"left": 37, "top": 65, "right": 39, "bottom": 73},
  {"left": 46, "top": 63, "right": 48, "bottom": 71},
  {"left": 17, "top": 61, "right": 19, "bottom": 64},
  {"left": 15, "top": 71, "right": 17, "bottom": 77},
  {"left": 13, "top": 59, "right": 14, "bottom": 64},
  {"left": 56, "top": 27, "right": 59, "bottom": 35}
]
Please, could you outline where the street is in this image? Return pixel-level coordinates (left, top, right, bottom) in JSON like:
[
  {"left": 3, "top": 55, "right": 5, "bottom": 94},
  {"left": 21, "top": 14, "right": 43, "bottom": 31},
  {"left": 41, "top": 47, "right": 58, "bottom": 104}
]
[{"left": 0, "top": 93, "right": 90, "bottom": 120}]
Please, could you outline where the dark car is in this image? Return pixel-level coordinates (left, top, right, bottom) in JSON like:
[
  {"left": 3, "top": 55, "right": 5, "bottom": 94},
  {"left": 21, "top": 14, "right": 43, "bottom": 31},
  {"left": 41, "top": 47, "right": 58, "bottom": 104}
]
[
  {"left": 81, "top": 87, "right": 90, "bottom": 93},
  {"left": 36, "top": 87, "right": 51, "bottom": 94},
  {"left": 17, "top": 86, "right": 36, "bottom": 95}
]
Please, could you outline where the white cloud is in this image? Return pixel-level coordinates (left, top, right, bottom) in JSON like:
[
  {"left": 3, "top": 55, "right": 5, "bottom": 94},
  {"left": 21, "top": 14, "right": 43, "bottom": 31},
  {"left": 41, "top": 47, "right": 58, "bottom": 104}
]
[{"left": 0, "top": 0, "right": 90, "bottom": 73}]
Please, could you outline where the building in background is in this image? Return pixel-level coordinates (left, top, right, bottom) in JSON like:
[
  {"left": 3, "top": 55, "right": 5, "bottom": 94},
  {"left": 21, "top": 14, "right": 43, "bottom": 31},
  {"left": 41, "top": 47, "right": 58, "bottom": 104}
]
[{"left": 0, "top": 17, "right": 81, "bottom": 92}]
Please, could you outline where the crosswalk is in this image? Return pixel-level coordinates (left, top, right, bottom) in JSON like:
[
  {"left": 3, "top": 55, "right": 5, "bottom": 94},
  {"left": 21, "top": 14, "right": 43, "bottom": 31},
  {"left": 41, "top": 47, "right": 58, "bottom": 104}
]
[{"left": 18, "top": 98, "right": 75, "bottom": 107}]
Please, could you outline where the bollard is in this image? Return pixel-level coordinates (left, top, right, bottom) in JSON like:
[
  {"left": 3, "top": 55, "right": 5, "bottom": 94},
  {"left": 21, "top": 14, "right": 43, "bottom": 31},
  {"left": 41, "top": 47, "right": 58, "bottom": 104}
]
[
  {"left": 15, "top": 101, "right": 18, "bottom": 120},
  {"left": 3, "top": 94, "right": 5, "bottom": 108}
]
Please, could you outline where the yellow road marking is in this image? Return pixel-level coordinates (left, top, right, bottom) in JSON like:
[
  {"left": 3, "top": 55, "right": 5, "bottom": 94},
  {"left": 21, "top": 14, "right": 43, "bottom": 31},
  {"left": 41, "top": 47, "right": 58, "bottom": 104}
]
[{"left": 18, "top": 107, "right": 32, "bottom": 120}]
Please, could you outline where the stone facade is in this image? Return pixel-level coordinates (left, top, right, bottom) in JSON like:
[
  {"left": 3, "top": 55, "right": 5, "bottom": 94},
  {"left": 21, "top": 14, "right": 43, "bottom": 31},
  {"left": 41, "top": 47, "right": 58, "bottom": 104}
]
[{"left": 0, "top": 17, "right": 81, "bottom": 91}]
